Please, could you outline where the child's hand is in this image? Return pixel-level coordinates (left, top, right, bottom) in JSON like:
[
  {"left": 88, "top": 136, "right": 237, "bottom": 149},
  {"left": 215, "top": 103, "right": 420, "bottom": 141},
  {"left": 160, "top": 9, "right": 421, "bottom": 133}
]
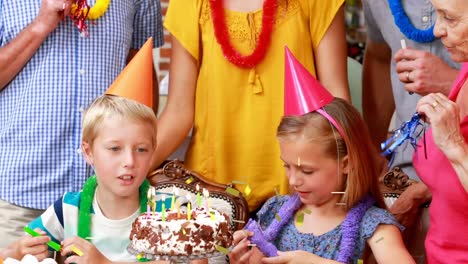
[
  {"left": 229, "top": 230, "right": 263, "bottom": 264},
  {"left": 61, "top": 236, "right": 110, "bottom": 264},
  {"left": 3, "top": 229, "right": 50, "bottom": 261}
]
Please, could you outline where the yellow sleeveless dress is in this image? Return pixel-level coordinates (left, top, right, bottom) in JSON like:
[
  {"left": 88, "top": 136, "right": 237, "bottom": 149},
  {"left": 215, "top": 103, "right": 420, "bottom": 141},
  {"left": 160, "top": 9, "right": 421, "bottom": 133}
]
[{"left": 165, "top": 0, "right": 344, "bottom": 211}]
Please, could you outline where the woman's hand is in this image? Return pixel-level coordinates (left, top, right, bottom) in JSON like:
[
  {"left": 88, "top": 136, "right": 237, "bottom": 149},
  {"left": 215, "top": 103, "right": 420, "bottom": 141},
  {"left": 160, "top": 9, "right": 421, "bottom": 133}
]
[
  {"left": 1, "top": 229, "right": 50, "bottom": 261},
  {"left": 416, "top": 92, "right": 468, "bottom": 191},
  {"left": 394, "top": 49, "right": 458, "bottom": 96},
  {"left": 61, "top": 236, "right": 110, "bottom": 264},
  {"left": 416, "top": 93, "right": 465, "bottom": 160}
]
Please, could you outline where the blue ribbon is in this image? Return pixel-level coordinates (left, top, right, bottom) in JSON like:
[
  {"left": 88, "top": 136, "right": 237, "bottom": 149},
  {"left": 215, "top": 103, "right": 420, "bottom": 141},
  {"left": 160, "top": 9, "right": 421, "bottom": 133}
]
[{"left": 381, "top": 113, "right": 424, "bottom": 164}]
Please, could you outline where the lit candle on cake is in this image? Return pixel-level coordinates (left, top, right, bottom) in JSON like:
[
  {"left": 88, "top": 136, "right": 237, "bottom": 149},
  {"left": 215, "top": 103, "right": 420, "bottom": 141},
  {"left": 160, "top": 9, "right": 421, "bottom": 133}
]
[
  {"left": 161, "top": 194, "right": 166, "bottom": 222},
  {"left": 203, "top": 188, "right": 210, "bottom": 211},
  {"left": 171, "top": 186, "right": 177, "bottom": 211},
  {"left": 196, "top": 184, "right": 202, "bottom": 208},
  {"left": 186, "top": 194, "right": 192, "bottom": 220},
  {"left": 176, "top": 199, "right": 181, "bottom": 217},
  {"left": 146, "top": 188, "right": 152, "bottom": 218},
  {"left": 151, "top": 187, "right": 156, "bottom": 214}
]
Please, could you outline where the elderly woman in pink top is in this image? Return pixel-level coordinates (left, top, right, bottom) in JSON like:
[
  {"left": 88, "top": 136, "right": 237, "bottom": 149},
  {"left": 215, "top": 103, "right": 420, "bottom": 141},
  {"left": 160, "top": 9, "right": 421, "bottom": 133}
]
[{"left": 413, "top": 0, "right": 468, "bottom": 263}]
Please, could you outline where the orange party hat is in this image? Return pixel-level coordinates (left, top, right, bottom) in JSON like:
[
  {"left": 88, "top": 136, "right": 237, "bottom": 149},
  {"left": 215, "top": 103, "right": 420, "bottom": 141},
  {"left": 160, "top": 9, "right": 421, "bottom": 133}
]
[{"left": 105, "top": 38, "right": 154, "bottom": 107}]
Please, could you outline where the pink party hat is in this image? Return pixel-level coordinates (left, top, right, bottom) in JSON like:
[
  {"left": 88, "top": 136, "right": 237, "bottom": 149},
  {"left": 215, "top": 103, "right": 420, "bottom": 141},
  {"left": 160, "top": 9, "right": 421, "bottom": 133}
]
[
  {"left": 284, "top": 47, "right": 333, "bottom": 116},
  {"left": 283, "top": 47, "right": 346, "bottom": 139}
]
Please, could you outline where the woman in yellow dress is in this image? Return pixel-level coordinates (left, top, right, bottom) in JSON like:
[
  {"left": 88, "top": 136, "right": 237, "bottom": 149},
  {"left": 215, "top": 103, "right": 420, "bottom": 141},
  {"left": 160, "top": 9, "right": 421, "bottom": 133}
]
[{"left": 154, "top": 0, "right": 350, "bottom": 213}]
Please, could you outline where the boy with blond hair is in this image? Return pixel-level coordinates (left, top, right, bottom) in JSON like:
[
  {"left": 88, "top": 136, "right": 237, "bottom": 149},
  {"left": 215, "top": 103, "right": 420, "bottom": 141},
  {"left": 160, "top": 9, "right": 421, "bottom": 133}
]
[{"left": 3, "top": 39, "right": 169, "bottom": 263}]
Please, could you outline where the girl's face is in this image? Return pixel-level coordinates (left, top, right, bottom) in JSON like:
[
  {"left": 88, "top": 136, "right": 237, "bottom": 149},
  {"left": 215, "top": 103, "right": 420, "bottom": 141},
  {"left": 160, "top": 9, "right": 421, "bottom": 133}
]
[
  {"left": 82, "top": 116, "right": 155, "bottom": 200},
  {"left": 433, "top": 0, "right": 468, "bottom": 62},
  {"left": 279, "top": 136, "right": 348, "bottom": 206}
]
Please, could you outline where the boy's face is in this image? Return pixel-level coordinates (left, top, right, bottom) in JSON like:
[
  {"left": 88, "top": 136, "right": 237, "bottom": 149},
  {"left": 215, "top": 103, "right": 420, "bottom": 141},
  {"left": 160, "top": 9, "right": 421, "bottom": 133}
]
[
  {"left": 82, "top": 116, "right": 155, "bottom": 199},
  {"left": 279, "top": 136, "right": 348, "bottom": 206}
]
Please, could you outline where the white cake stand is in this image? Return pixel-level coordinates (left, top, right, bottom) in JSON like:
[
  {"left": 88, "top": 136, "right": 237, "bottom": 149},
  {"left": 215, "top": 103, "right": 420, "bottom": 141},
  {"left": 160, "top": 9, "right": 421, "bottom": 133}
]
[{"left": 128, "top": 246, "right": 225, "bottom": 263}]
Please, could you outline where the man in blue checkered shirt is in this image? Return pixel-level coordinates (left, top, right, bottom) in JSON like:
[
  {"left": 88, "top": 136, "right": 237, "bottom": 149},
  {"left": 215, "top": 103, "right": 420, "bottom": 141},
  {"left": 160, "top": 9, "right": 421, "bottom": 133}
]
[{"left": 0, "top": 0, "right": 164, "bottom": 246}]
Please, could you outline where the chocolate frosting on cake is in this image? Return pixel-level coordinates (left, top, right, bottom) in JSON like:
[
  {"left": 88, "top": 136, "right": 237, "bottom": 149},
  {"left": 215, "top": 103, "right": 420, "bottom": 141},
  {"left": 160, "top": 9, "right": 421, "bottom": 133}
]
[{"left": 129, "top": 207, "right": 233, "bottom": 256}]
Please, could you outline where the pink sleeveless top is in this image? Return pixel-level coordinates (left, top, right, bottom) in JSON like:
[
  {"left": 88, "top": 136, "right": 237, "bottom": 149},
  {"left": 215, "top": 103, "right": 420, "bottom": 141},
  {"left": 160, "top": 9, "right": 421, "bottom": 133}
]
[{"left": 413, "top": 63, "right": 468, "bottom": 263}]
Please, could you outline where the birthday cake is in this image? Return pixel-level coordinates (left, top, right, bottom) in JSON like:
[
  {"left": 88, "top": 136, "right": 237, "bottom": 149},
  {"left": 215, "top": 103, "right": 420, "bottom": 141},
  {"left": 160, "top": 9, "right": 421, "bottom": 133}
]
[
  {"left": 128, "top": 207, "right": 233, "bottom": 257},
  {"left": 2, "top": 255, "right": 57, "bottom": 264}
]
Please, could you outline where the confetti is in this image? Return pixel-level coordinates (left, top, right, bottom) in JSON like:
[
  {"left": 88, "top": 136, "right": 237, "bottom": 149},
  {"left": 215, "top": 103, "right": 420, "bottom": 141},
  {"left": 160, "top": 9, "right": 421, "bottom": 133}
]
[
  {"left": 303, "top": 209, "right": 312, "bottom": 214},
  {"left": 244, "top": 185, "right": 252, "bottom": 196},
  {"left": 358, "top": 259, "right": 364, "bottom": 264},
  {"left": 232, "top": 180, "right": 248, "bottom": 185},
  {"left": 70, "top": 245, "right": 83, "bottom": 256},
  {"left": 274, "top": 214, "right": 281, "bottom": 222},
  {"left": 137, "top": 253, "right": 150, "bottom": 262},
  {"left": 274, "top": 187, "right": 280, "bottom": 198},
  {"left": 215, "top": 245, "right": 230, "bottom": 254},
  {"left": 226, "top": 187, "right": 240, "bottom": 197},
  {"left": 375, "top": 237, "right": 384, "bottom": 243},
  {"left": 185, "top": 177, "right": 194, "bottom": 184},
  {"left": 295, "top": 212, "right": 304, "bottom": 227}
]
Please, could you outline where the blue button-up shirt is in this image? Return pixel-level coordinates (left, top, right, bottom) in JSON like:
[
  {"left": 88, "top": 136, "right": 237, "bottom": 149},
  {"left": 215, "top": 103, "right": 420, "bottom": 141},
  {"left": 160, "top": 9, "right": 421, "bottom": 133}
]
[{"left": 0, "top": 0, "right": 164, "bottom": 209}]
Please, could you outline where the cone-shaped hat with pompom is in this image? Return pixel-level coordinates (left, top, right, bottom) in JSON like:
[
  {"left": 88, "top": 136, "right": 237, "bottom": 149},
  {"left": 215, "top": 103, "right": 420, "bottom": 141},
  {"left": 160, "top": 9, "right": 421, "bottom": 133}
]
[{"left": 105, "top": 38, "right": 153, "bottom": 108}]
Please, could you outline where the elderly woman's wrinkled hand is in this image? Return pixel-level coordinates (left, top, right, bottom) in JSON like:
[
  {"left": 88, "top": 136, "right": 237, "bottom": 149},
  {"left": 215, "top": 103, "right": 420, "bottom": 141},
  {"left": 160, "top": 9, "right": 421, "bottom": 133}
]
[
  {"left": 416, "top": 93, "right": 466, "bottom": 159},
  {"left": 394, "top": 48, "right": 458, "bottom": 96}
]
